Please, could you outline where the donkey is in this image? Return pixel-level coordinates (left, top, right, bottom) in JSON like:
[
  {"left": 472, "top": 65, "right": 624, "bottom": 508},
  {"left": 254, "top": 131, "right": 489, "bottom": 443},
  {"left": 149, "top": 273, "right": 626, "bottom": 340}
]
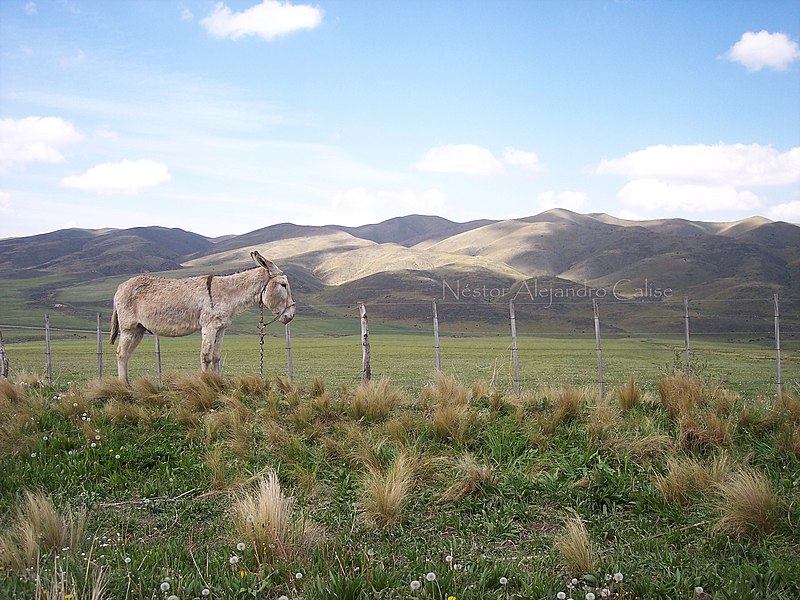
[{"left": 110, "top": 251, "right": 295, "bottom": 382}]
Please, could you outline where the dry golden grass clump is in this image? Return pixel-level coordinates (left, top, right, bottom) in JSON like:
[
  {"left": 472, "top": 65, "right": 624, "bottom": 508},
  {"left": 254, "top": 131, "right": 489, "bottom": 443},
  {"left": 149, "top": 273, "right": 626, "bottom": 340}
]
[
  {"left": 232, "top": 471, "right": 322, "bottom": 562},
  {"left": 361, "top": 451, "right": 414, "bottom": 526},
  {"left": 616, "top": 375, "right": 641, "bottom": 411},
  {"left": 587, "top": 400, "right": 621, "bottom": 446},
  {"left": 0, "top": 491, "right": 87, "bottom": 571},
  {"left": 351, "top": 377, "right": 403, "bottom": 422},
  {"left": 658, "top": 372, "right": 705, "bottom": 419},
  {"left": 714, "top": 468, "right": 780, "bottom": 537},
  {"left": 421, "top": 372, "right": 472, "bottom": 408},
  {"left": 103, "top": 399, "right": 151, "bottom": 426},
  {"left": 442, "top": 452, "right": 497, "bottom": 501},
  {"left": 555, "top": 516, "right": 595, "bottom": 575},
  {"left": 84, "top": 377, "right": 134, "bottom": 402},
  {"left": 0, "top": 380, "right": 39, "bottom": 459},
  {"left": 542, "top": 386, "right": 588, "bottom": 435},
  {"left": 654, "top": 454, "right": 733, "bottom": 505},
  {"left": 204, "top": 396, "right": 254, "bottom": 458},
  {"left": 0, "top": 378, "right": 24, "bottom": 405}
]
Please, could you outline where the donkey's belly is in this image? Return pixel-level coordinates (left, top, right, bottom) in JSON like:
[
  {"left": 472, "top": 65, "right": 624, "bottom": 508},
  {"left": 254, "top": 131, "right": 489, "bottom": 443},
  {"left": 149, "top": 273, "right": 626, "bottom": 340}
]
[{"left": 138, "top": 308, "right": 201, "bottom": 337}]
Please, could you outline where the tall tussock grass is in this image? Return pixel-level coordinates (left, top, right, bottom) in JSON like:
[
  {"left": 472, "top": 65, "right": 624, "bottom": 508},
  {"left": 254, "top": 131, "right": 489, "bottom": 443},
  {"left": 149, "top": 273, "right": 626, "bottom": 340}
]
[
  {"left": 232, "top": 471, "right": 322, "bottom": 562},
  {"left": 361, "top": 451, "right": 414, "bottom": 526},
  {"left": 442, "top": 452, "right": 496, "bottom": 501},
  {"left": 653, "top": 454, "right": 733, "bottom": 505},
  {"left": 659, "top": 372, "right": 705, "bottom": 419},
  {"left": 542, "top": 386, "right": 588, "bottom": 434},
  {"left": 714, "top": 468, "right": 781, "bottom": 537},
  {"left": 0, "top": 491, "right": 87, "bottom": 571},
  {"left": 555, "top": 516, "right": 595, "bottom": 575},
  {"left": 351, "top": 377, "right": 403, "bottom": 422}
]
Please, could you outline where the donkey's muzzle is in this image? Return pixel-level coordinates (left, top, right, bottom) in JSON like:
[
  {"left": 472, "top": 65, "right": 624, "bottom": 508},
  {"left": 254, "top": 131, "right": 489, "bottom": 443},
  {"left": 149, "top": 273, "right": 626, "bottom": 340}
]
[{"left": 279, "top": 303, "right": 296, "bottom": 324}]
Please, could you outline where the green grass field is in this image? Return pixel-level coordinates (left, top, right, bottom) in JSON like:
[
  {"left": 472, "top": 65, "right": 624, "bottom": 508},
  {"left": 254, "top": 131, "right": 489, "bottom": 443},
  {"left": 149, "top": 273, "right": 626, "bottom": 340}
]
[
  {"left": 1, "top": 329, "right": 795, "bottom": 398},
  {"left": 1, "top": 327, "right": 799, "bottom": 599}
]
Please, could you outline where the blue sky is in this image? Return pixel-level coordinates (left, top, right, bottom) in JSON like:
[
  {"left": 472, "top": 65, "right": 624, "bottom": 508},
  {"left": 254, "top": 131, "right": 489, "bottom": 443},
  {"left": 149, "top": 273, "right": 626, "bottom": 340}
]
[{"left": 1, "top": 0, "right": 799, "bottom": 239}]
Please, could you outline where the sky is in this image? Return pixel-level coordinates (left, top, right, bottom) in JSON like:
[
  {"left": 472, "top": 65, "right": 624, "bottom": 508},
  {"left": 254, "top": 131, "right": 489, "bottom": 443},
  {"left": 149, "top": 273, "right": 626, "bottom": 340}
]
[{"left": 1, "top": 0, "right": 799, "bottom": 240}]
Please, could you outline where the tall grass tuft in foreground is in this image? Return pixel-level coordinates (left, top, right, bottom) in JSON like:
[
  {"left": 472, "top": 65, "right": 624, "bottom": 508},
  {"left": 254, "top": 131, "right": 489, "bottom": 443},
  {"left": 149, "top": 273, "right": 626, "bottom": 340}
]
[
  {"left": 232, "top": 471, "right": 322, "bottom": 563},
  {"left": 361, "top": 451, "right": 414, "bottom": 526},
  {"left": 0, "top": 491, "right": 87, "bottom": 571},
  {"left": 714, "top": 468, "right": 780, "bottom": 537},
  {"left": 653, "top": 454, "right": 733, "bottom": 505},
  {"left": 555, "top": 516, "right": 595, "bottom": 575},
  {"left": 658, "top": 372, "right": 704, "bottom": 419},
  {"left": 543, "top": 386, "right": 587, "bottom": 434},
  {"left": 351, "top": 377, "right": 403, "bottom": 422},
  {"left": 616, "top": 375, "right": 640, "bottom": 411},
  {"left": 442, "top": 452, "right": 496, "bottom": 501}
]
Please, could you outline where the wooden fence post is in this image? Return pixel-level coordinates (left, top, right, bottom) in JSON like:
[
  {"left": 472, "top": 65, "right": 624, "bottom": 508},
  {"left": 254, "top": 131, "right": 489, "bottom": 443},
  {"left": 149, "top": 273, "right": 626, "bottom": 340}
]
[
  {"left": 593, "top": 299, "right": 604, "bottom": 401},
  {"left": 45, "top": 314, "right": 52, "bottom": 384},
  {"left": 0, "top": 329, "right": 9, "bottom": 379},
  {"left": 359, "top": 302, "right": 371, "bottom": 385},
  {"left": 683, "top": 296, "right": 691, "bottom": 376},
  {"left": 96, "top": 312, "right": 103, "bottom": 380},
  {"left": 432, "top": 300, "right": 441, "bottom": 371},
  {"left": 509, "top": 300, "right": 520, "bottom": 394},
  {"left": 285, "top": 323, "right": 293, "bottom": 382},
  {"left": 774, "top": 294, "right": 782, "bottom": 398},
  {"left": 155, "top": 335, "right": 162, "bottom": 387}
]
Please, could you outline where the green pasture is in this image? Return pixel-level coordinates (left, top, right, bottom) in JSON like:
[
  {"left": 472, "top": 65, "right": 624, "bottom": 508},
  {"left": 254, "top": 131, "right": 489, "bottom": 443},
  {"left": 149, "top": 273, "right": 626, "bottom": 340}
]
[{"left": 1, "top": 330, "right": 796, "bottom": 398}]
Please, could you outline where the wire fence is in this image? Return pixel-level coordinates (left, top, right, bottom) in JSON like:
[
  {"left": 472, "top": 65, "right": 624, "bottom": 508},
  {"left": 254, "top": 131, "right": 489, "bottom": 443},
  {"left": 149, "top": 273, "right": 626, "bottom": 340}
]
[{"left": 0, "top": 295, "right": 797, "bottom": 398}]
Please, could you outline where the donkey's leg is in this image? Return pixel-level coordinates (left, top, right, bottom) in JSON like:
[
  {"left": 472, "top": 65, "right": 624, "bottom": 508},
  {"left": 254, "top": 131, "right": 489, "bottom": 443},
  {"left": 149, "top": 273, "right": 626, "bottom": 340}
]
[
  {"left": 200, "top": 325, "right": 218, "bottom": 373},
  {"left": 211, "top": 328, "right": 226, "bottom": 375},
  {"left": 116, "top": 326, "right": 145, "bottom": 383}
]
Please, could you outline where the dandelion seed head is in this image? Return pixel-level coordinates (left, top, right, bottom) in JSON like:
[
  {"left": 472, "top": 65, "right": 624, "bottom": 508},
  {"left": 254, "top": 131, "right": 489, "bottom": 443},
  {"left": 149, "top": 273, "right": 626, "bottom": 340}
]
[
  {"left": 295, "top": 572, "right": 303, "bottom": 580},
  {"left": 426, "top": 572, "right": 436, "bottom": 582},
  {"left": 278, "top": 596, "right": 288, "bottom": 600},
  {"left": 236, "top": 542, "right": 245, "bottom": 552},
  {"left": 201, "top": 589, "right": 211, "bottom": 597},
  {"left": 229, "top": 556, "right": 239, "bottom": 565},
  {"left": 613, "top": 572, "right": 624, "bottom": 583},
  {"left": 445, "top": 554, "right": 453, "bottom": 562},
  {"left": 499, "top": 577, "right": 508, "bottom": 585},
  {"left": 160, "top": 582, "right": 170, "bottom": 592},
  {"left": 410, "top": 580, "right": 421, "bottom": 590},
  {"left": 167, "top": 596, "right": 178, "bottom": 600},
  {"left": 695, "top": 587, "right": 704, "bottom": 595},
  {"left": 557, "top": 593, "right": 567, "bottom": 600},
  {"left": 586, "top": 593, "right": 596, "bottom": 600},
  {"left": 124, "top": 557, "right": 131, "bottom": 564}
]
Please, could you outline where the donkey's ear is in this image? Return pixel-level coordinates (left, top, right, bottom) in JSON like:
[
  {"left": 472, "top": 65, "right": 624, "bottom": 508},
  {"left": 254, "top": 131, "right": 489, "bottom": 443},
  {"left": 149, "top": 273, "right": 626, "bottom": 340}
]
[{"left": 251, "top": 251, "right": 283, "bottom": 276}]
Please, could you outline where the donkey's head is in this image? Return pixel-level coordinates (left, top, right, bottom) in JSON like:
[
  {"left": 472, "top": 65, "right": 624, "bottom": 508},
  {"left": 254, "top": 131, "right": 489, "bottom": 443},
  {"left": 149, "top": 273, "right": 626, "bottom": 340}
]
[{"left": 251, "top": 251, "right": 295, "bottom": 325}]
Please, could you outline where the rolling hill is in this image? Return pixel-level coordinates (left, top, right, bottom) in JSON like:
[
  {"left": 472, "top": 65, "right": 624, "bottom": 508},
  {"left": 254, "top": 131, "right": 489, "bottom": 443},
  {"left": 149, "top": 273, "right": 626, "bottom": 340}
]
[{"left": 0, "top": 210, "right": 797, "bottom": 334}]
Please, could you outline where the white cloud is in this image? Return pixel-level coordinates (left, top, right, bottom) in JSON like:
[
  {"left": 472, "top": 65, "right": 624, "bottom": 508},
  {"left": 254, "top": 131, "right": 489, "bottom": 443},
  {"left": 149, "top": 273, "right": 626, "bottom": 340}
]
[
  {"left": 0, "top": 116, "right": 84, "bottom": 175},
  {"left": 502, "top": 147, "right": 543, "bottom": 173},
  {"left": 60, "top": 159, "right": 171, "bottom": 194},
  {"left": 412, "top": 144, "right": 505, "bottom": 176},
  {"left": 617, "top": 179, "right": 764, "bottom": 213},
  {"left": 766, "top": 200, "right": 800, "bottom": 223},
  {"left": 537, "top": 190, "right": 588, "bottom": 212},
  {"left": 726, "top": 30, "right": 800, "bottom": 72},
  {"left": 597, "top": 143, "right": 800, "bottom": 187},
  {"left": 201, "top": 0, "right": 323, "bottom": 41}
]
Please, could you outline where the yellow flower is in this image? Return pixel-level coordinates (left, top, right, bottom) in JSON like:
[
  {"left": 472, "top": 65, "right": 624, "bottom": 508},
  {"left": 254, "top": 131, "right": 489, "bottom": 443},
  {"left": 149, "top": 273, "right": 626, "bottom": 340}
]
[
  {"left": 448, "top": 596, "right": 456, "bottom": 600},
  {"left": 240, "top": 569, "right": 246, "bottom": 578}
]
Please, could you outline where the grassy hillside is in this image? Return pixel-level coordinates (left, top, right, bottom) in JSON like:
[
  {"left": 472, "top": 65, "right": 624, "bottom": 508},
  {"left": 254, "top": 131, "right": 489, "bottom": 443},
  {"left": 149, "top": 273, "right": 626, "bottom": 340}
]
[{"left": 0, "top": 211, "right": 797, "bottom": 337}]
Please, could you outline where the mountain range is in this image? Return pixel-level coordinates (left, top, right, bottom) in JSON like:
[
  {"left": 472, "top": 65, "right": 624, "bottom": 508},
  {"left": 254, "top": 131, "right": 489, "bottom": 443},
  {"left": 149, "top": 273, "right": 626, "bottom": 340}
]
[{"left": 1, "top": 209, "right": 797, "bottom": 334}]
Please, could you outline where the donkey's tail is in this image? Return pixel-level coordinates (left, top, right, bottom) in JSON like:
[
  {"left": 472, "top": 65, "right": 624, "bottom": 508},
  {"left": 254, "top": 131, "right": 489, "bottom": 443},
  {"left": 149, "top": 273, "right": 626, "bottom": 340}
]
[{"left": 110, "top": 308, "right": 119, "bottom": 344}]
